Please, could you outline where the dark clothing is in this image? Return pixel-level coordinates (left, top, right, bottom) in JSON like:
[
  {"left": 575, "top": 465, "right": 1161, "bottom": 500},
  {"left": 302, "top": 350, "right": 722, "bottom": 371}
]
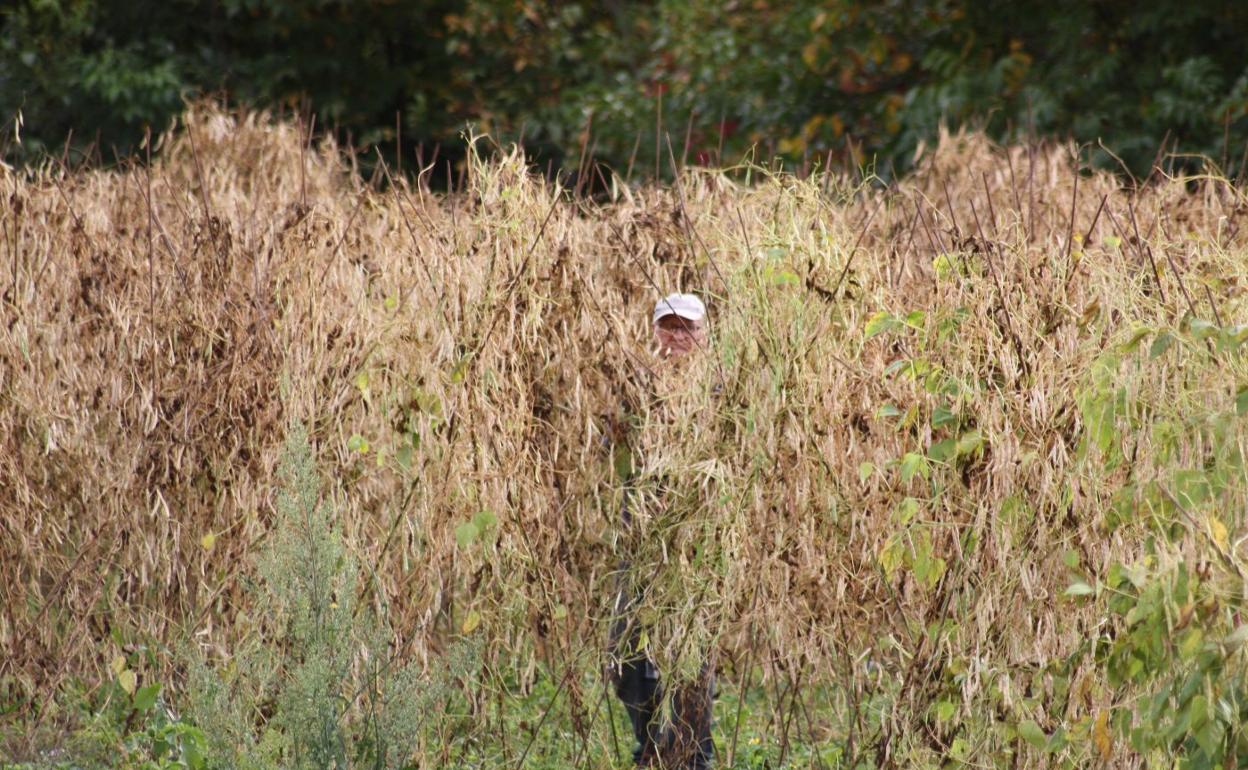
[
  {"left": 607, "top": 371, "right": 717, "bottom": 768},
  {"left": 666, "top": 664, "right": 715, "bottom": 769},
  {"left": 609, "top": 591, "right": 665, "bottom": 766},
  {"left": 610, "top": 495, "right": 715, "bottom": 768}
]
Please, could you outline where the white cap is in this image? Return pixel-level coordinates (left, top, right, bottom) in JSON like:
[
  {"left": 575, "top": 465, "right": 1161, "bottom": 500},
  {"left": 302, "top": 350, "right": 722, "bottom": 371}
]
[{"left": 653, "top": 293, "right": 706, "bottom": 325}]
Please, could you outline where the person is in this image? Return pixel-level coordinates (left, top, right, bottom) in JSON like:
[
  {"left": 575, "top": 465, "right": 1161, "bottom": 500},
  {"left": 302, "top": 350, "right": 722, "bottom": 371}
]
[{"left": 608, "top": 292, "right": 716, "bottom": 769}]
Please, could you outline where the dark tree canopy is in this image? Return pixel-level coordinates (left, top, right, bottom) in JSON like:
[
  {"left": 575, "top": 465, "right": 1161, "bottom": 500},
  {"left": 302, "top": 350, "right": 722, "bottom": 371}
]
[{"left": 4, "top": 0, "right": 1247, "bottom": 177}]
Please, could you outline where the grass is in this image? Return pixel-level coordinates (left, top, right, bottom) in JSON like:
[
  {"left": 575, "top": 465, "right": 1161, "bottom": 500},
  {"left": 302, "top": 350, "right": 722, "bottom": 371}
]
[{"left": 1, "top": 105, "right": 1247, "bottom": 767}]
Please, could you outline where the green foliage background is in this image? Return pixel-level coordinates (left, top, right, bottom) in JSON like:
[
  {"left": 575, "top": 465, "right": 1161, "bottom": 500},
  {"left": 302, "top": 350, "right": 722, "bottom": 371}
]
[{"left": 4, "top": 0, "right": 1248, "bottom": 176}]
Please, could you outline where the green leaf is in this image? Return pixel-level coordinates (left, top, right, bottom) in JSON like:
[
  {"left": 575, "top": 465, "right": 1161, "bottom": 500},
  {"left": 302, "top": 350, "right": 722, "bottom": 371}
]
[
  {"left": 864, "top": 311, "right": 900, "bottom": 339},
  {"left": 1189, "top": 318, "right": 1219, "bottom": 340},
  {"left": 878, "top": 537, "right": 905, "bottom": 578},
  {"left": 472, "top": 509, "right": 498, "bottom": 530},
  {"left": 875, "top": 403, "right": 902, "bottom": 419},
  {"left": 1236, "top": 386, "right": 1248, "bottom": 416},
  {"left": 613, "top": 443, "right": 634, "bottom": 479},
  {"left": 949, "top": 737, "right": 970, "bottom": 760},
  {"left": 1018, "top": 720, "right": 1048, "bottom": 750},
  {"left": 1108, "top": 561, "right": 1147, "bottom": 590},
  {"left": 1090, "top": 353, "right": 1121, "bottom": 389},
  {"left": 937, "top": 308, "right": 969, "bottom": 341},
  {"left": 454, "top": 521, "right": 479, "bottom": 548},
  {"left": 1149, "top": 331, "right": 1175, "bottom": 359},
  {"left": 395, "top": 444, "right": 414, "bottom": 470},
  {"left": 935, "top": 700, "right": 957, "bottom": 722},
  {"left": 118, "top": 669, "right": 137, "bottom": 696},
  {"left": 1121, "top": 326, "right": 1153, "bottom": 353},
  {"left": 1178, "top": 629, "right": 1204, "bottom": 661},
  {"left": 857, "top": 461, "right": 875, "bottom": 483},
  {"left": 182, "top": 732, "right": 206, "bottom": 770},
  {"left": 1064, "top": 581, "right": 1094, "bottom": 597},
  {"left": 182, "top": 733, "right": 205, "bottom": 768},
  {"left": 882, "top": 359, "right": 908, "bottom": 377},
  {"left": 895, "top": 497, "right": 919, "bottom": 525},
  {"left": 770, "top": 269, "right": 800, "bottom": 287},
  {"left": 133, "top": 682, "right": 161, "bottom": 712},
  {"left": 413, "top": 388, "right": 442, "bottom": 416},
  {"left": 449, "top": 357, "right": 469, "bottom": 384},
  {"left": 347, "top": 434, "right": 370, "bottom": 453},
  {"left": 931, "top": 404, "right": 958, "bottom": 429},
  {"left": 911, "top": 534, "right": 945, "bottom": 587},
  {"left": 897, "top": 358, "right": 931, "bottom": 380},
  {"left": 927, "top": 438, "right": 956, "bottom": 463},
  {"left": 1174, "top": 469, "right": 1210, "bottom": 507},
  {"left": 899, "top": 452, "right": 929, "bottom": 483},
  {"left": 954, "top": 430, "right": 984, "bottom": 456},
  {"left": 1194, "top": 718, "right": 1223, "bottom": 758}
]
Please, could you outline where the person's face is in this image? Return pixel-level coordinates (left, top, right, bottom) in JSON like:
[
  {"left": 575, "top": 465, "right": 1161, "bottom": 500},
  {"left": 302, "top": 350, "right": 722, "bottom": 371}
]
[{"left": 653, "top": 313, "right": 707, "bottom": 360}]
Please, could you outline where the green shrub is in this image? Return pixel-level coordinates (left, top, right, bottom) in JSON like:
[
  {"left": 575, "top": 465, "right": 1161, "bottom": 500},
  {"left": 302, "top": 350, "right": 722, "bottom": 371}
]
[{"left": 183, "top": 423, "right": 476, "bottom": 769}]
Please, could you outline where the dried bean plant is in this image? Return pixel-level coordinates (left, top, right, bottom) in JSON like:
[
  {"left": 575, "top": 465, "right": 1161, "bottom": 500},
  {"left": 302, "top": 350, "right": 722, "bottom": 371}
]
[{"left": 2, "top": 106, "right": 1247, "bottom": 767}]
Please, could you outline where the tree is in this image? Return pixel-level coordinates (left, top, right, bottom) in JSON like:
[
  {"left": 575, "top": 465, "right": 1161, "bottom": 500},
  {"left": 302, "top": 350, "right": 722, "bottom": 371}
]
[{"left": 4, "top": 0, "right": 1246, "bottom": 177}]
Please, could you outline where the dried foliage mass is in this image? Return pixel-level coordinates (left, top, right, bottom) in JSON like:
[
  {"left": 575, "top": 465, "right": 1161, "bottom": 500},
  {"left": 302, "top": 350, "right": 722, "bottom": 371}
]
[{"left": 2, "top": 106, "right": 1247, "bottom": 765}]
